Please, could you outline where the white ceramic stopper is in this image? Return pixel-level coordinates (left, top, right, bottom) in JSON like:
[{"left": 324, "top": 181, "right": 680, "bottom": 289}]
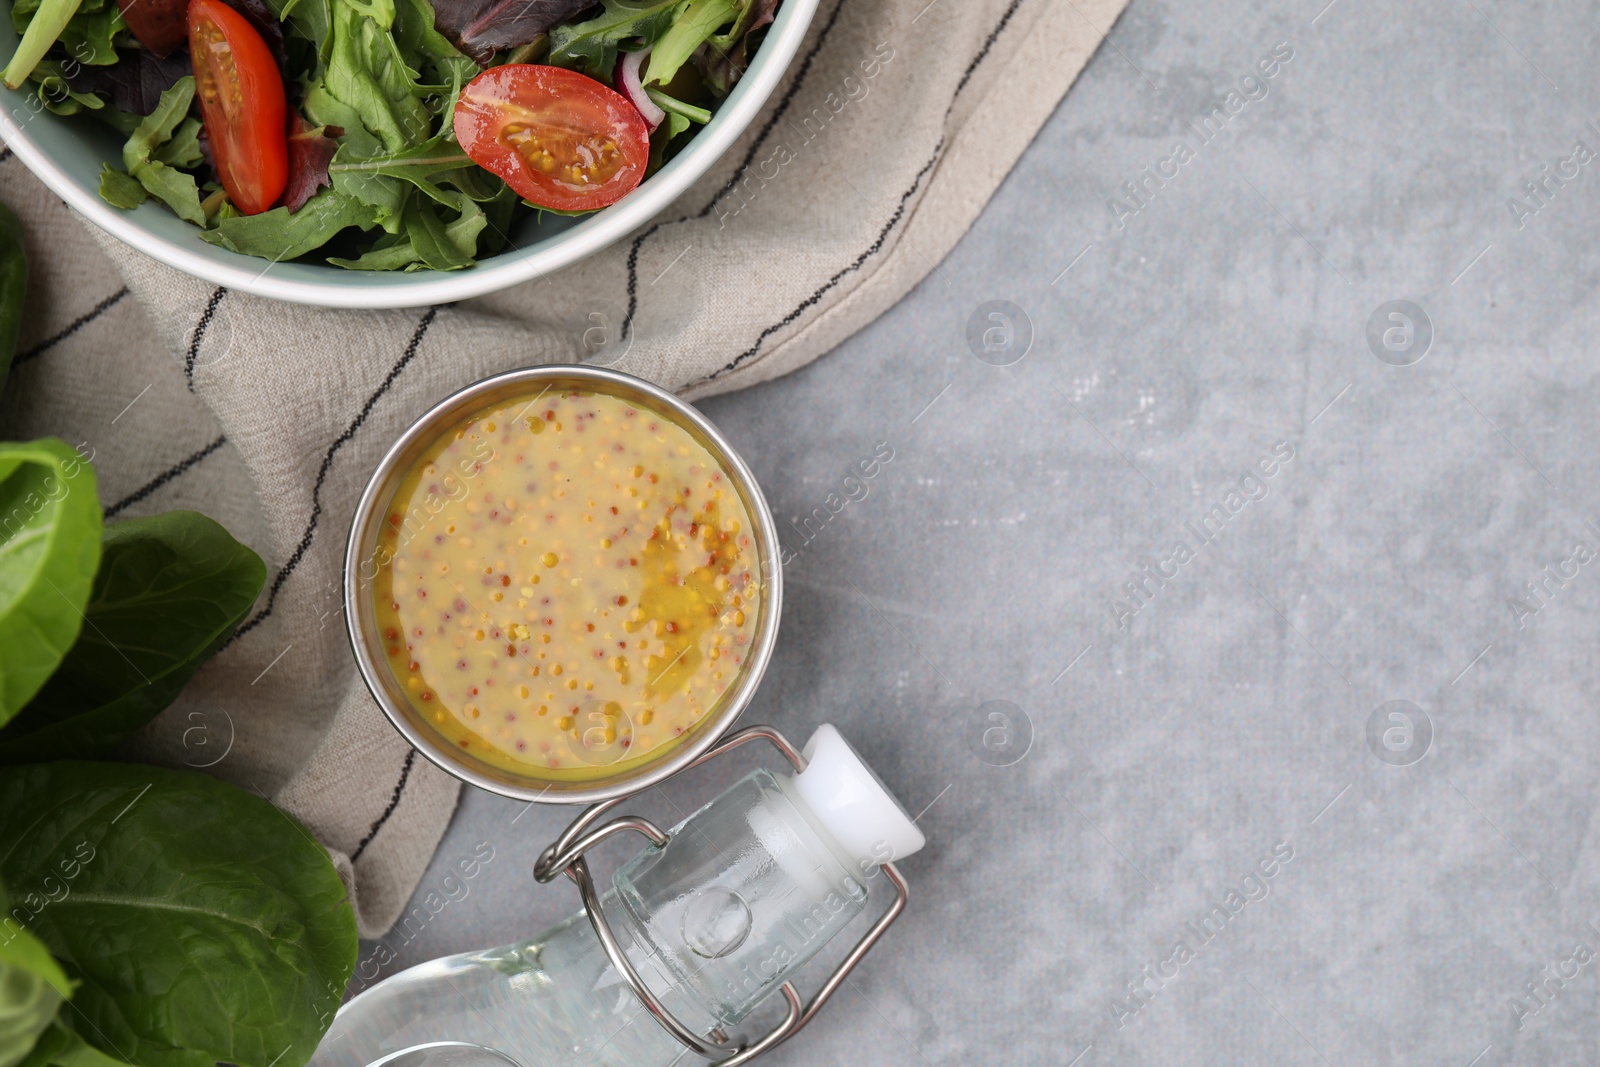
[{"left": 792, "top": 724, "right": 926, "bottom": 870}]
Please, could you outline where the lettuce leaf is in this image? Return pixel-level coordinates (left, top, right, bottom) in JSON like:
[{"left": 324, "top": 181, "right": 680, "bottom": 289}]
[
  {"left": 547, "top": 0, "right": 684, "bottom": 80},
  {"left": 199, "top": 187, "right": 379, "bottom": 259},
  {"left": 425, "top": 0, "right": 589, "bottom": 66},
  {"left": 99, "top": 77, "right": 204, "bottom": 223}
]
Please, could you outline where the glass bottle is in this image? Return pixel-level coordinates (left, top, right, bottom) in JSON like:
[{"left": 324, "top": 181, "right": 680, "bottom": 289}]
[{"left": 311, "top": 726, "right": 925, "bottom": 1067}]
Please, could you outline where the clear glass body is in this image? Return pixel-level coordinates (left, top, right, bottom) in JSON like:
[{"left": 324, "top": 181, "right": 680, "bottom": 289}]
[{"left": 311, "top": 770, "right": 867, "bottom": 1067}]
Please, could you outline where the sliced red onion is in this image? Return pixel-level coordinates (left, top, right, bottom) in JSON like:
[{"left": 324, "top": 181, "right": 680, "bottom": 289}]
[{"left": 618, "top": 47, "right": 666, "bottom": 131}]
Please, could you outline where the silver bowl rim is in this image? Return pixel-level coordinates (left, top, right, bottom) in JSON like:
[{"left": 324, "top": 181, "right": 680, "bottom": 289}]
[{"left": 343, "top": 364, "right": 783, "bottom": 804}]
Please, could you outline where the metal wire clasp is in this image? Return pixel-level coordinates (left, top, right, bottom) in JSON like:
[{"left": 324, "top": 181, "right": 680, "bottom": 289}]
[{"left": 532, "top": 724, "right": 912, "bottom": 1067}]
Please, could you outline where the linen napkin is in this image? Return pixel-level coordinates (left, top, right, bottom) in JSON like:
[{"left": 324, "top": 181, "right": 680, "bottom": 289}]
[{"left": 0, "top": 0, "right": 1128, "bottom": 936}]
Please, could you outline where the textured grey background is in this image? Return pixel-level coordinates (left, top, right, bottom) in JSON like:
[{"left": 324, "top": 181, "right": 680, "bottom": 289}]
[{"left": 357, "top": 1, "right": 1600, "bottom": 1064}]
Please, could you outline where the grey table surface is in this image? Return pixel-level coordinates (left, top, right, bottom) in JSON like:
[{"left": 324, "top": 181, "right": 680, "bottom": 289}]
[{"left": 355, "top": 1, "right": 1600, "bottom": 1064}]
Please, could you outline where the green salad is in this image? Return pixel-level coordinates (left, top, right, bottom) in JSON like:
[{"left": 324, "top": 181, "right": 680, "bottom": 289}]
[{"left": 2, "top": 0, "right": 778, "bottom": 269}]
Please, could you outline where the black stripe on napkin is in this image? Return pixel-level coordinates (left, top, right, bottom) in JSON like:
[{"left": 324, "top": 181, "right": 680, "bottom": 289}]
[
  {"left": 351, "top": 748, "right": 418, "bottom": 862},
  {"left": 13, "top": 286, "right": 129, "bottom": 366},
  {"left": 623, "top": 0, "right": 849, "bottom": 335},
  {"left": 105, "top": 434, "right": 227, "bottom": 518},
  {"left": 185, "top": 286, "right": 228, "bottom": 391},
  {"left": 697, "top": 0, "right": 1031, "bottom": 385},
  {"left": 229, "top": 305, "right": 441, "bottom": 647},
  {"left": 700, "top": 141, "right": 943, "bottom": 384}
]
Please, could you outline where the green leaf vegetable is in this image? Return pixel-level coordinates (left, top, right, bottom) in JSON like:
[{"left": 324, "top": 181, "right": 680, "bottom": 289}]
[
  {"left": 0, "top": 763, "right": 357, "bottom": 1067},
  {"left": 98, "top": 78, "right": 205, "bottom": 225},
  {"left": 546, "top": 0, "right": 682, "bottom": 80},
  {"left": 0, "top": 879, "right": 75, "bottom": 1067},
  {"left": 0, "top": 287, "right": 352, "bottom": 1067},
  {"left": 0, "top": 511, "right": 265, "bottom": 764},
  {"left": 6, "top": 0, "right": 780, "bottom": 266},
  {"left": 0, "top": 439, "right": 101, "bottom": 728}
]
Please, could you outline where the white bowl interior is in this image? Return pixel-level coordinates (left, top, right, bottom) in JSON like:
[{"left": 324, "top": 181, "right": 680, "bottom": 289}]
[{"left": 0, "top": 0, "right": 817, "bottom": 307}]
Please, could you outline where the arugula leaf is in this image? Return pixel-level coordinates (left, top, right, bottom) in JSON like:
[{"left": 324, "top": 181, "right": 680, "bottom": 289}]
[
  {"left": 0, "top": 878, "right": 74, "bottom": 1067},
  {"left": 547, "top": 0, "right": 685, "bottom": 80},
  {"left": 426, "top": 0, "right": 590, "bottom": 66},
  {"left": 26, "top": 64, "right": 106, "bottom": 117},
  {"left": 52, "top": 4, "right": 123, "bottom": 65},
  {"left": 96, "top": 165, "right": 145, "bottom": 209},
  {"left": 120, "top": 75, "right": 190, "bottom": 171},
  {"left": 328, "top": 133, "right": 474, "bottom": 209},
  {"left": 643, "top": 0, "right": 735, "bottom": 88},
  {"left": 151, "top": 116, "right": 202, "bottom": 168},
  {"left": 0, "top": 439, "right": 101, "bottom": 728},
  {"left": 391, "top": 0, "right": 475, "bottom": 85},
  {"left": 329, "top": 191, "right": 484, "bottom": 269},
  {"left": 102, "top": 77, "right": 204, "bottom": 223},
  {"left": 128, "top": 161, "right": 204, "bottom": 224},
  {"left": 200, "top": 188, "right": 379, "bottom": 259},
  {"left": 0, "top": 511, "right": 265, "bottom": 765},
  {"left": 0, "top": 762, "right": 357, "bottom": 1067}
]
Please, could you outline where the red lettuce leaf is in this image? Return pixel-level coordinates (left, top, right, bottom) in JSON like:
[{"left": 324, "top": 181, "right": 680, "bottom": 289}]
[
  {"left": 284, "top": 113, "right": 342, "bottom": 213},
  {"left": 430, "top": 0, "right": 594, "bottom": 65},
  {"left": 66, "top": 49, "right": 191, "bottom": 114}
]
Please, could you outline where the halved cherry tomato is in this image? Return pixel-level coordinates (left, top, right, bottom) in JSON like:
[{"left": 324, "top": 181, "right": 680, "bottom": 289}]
[
  {"left": 188, "top": 0, "right": 287, "bottom": 216},
  {"left": 453, "top": 65, "right": 650, "bottom": 213}
]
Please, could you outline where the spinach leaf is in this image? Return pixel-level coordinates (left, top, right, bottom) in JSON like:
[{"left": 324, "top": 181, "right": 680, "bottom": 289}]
[
  {"left": 0, "top": 511, "right": 265, "bottom": 765},
  {"left": 0, "top": 762, "right": 357, "bottom": 1067},
  {"left": 425, "top": 0, "right": 589, "bottom": 66},
  {"left": 0, "top": 440, "right": 101, "bottom": 728},
  {"left": 199, "top": 189, "right": 379, "bottom": 259},
  {"left": 547, "top": 0, "right": 684, "bottom": 80},
  {"left": 14, "top": 1021, "right": 128, "bottom": 1067},
  {"left": 0, "top": 878, "right": 74, "bottom": 1067}
]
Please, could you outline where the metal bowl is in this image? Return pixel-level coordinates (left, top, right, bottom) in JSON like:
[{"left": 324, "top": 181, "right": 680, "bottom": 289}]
[
  {"left": 344, "top": 365, "right": 782, "bottom": 803},
  {"left": 0, "top": 0, "right": 818, "bottom": 308}
]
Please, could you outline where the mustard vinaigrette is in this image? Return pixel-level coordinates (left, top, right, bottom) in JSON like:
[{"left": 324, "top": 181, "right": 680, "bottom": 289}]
[{"left": 371, "top": 389, "right": 762, "bottom": 780}]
